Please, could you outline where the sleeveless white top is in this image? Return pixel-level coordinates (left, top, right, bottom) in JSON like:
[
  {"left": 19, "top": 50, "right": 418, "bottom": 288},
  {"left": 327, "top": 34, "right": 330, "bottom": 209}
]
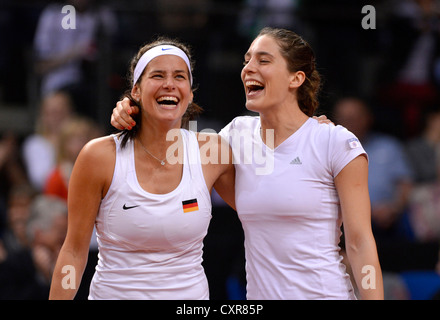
[
  {"left": 220, "top": 116, "right": 365, "bottom": 300},
  {"left": 88, "top": 129, "right": 212, "bottom": 300}
]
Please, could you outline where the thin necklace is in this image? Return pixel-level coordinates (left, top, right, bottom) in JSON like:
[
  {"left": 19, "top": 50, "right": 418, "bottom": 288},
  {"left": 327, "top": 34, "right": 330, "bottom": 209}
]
[{"left": 137, "top": 137, "right": 168, "bottom": 166}]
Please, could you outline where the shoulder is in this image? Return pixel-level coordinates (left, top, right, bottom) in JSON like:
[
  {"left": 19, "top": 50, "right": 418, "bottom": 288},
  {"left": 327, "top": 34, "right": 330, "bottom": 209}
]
[
  {"left": 307, "top": 120, "right": 367, "bottom": 174},
  {"left": 75, "top": 135, "right": 116, "bottom": 171},
  {"left": 196, "top": 131, "right": 220, "bottom": 143},
  {"left": 196, "top": 131, "right": 231, "bottom": 160},
  {"left": 307, "top": 119, "right": 358, "bottom": 147},
  {"left": 70, "top": 135, "right": 117, "bottom": 192},
  {"left": 194, "top": 130, "right": 232, "bottom": 172},
  {"left": 310, "top": 118, "right": 351, "bottom": 135},
  {"left": 81, "top": 135, "right": 116, "bottom": 157},
  {"left": 219, "top": 115, "right": 260, "bottom": 137}
]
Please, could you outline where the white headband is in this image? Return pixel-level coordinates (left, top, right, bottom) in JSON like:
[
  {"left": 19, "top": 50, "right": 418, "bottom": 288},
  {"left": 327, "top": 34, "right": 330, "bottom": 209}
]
[{"left": 133, "top": 45, "right": 193, "bottom": 86}]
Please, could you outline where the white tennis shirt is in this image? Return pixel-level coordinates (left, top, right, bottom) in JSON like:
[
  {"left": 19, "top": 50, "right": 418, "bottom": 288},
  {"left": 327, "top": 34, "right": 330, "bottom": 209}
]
[
  {"left": 220, "top": 116, "right": 366, "bottom": 299},
  {"left": 89, "top": 130, "right": 211, "bottom": 299}
]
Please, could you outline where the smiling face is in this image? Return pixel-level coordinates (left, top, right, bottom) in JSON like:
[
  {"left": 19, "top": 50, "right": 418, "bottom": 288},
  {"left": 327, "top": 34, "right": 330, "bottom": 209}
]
[
  {"left": 241, "top": 35, "right": 304, "bottom": 114},
  {"left": 131, "top": 55, "right": 193, "bottom": 127}
]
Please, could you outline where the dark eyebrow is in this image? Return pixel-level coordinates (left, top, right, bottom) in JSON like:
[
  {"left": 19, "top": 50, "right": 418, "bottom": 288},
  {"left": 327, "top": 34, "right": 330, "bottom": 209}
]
[{"left": 244, "top": 51, "right": 274, "bottom": 59}]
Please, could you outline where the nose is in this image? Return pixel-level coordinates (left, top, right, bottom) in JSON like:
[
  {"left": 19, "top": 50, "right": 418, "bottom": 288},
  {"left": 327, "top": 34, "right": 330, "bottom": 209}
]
[
  {"left": 242, "top": 58, "right": 256, "bottom": 78},
  {"left": 162, "top": 75, "right": 176, "bottom": 90},
  {"left": 242, "top": 61, "right": 252, "bottom": 74}
]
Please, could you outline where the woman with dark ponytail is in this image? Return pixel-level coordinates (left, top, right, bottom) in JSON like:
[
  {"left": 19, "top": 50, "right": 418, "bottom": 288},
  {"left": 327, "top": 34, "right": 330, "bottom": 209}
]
[
  {"left": 257, "top": 27, "right": 321, "bottom": 117},
  {"left": 111, "top": 28, "right": 383, "bottom": 300}
]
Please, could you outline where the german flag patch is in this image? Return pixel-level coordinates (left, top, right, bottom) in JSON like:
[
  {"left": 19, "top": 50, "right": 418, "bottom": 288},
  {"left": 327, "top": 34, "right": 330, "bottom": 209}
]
[{"left": 182, "top": 198, "right": 198, "bottom": 213}]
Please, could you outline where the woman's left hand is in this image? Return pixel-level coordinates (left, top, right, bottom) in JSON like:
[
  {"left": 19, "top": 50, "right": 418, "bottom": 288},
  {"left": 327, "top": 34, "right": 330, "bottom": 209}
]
[{"left": 313, "top": 115, "right": 334, "bottom": 125}]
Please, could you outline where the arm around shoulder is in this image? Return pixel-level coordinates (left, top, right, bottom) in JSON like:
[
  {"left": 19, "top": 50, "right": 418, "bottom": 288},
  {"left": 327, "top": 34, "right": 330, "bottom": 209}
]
[
  {"left": 198, "top": 132, "right": 236, "bottom": 210},
  {"left": 213, "top": 133, "right": 236, "bottom": 210}
]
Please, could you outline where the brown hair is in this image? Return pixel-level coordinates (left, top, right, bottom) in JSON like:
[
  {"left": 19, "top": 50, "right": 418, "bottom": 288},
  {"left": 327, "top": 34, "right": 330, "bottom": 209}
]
[
  {"left": 119, "top": 36, "right": 202, "bottom": 147},
  {"left": 258, "top": 27, "right": 321, "bottom": 116}
]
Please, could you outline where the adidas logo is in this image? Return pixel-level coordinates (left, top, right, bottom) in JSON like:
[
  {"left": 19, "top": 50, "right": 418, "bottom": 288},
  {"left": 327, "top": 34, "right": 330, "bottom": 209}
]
[{"left": 290, "top": 157, "right": 302, "bottom": 165}]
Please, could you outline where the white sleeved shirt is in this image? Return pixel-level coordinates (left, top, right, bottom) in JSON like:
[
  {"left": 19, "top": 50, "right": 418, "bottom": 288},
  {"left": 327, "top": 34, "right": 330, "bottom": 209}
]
[
  {"left": 220, "top": 116, "right": 366, "bottom": 300},
  {"left": 89, "top": 129, "right": 211, "bottom": 300}
]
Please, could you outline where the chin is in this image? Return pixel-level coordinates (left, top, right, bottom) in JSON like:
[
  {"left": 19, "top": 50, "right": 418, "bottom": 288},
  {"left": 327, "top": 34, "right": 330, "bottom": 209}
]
[{"left": 245, "top": 100, "right": 263, "bottom": 113}]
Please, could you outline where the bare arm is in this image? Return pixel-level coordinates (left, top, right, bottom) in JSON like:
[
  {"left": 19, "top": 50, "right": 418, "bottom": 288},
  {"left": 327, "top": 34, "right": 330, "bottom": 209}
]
[
  {"left": 213, "top": 134, "right": 235, "bottom": 210},
  {"left": 213, "top": 169, "right": 235, "bottom": 210},
  {"left": 49, "top": 137, "right": 114, "bottom": 299},
  {"left": 198, "top": 132, "right": 236, "bottom": 210},
  {"left": 213, "top": 142, "right": 235, "bottom": 211},
  {"left": 335, "top": 155, "right": 384, "bottom": 300}
]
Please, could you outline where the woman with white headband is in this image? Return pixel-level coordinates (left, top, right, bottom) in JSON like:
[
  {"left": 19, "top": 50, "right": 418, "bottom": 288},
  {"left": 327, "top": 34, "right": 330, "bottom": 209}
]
[{"left": 49, "top": 37, "right": 235, "bottom": 299}]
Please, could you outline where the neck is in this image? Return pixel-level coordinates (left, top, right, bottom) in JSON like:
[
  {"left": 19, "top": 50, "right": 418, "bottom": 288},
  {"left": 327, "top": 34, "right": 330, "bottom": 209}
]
[
  {"left": 138, "top": 120, "right": 182, "bottom": 155},
  {"left": 258, "top": 100, "right": 309, "bottom": 148}
]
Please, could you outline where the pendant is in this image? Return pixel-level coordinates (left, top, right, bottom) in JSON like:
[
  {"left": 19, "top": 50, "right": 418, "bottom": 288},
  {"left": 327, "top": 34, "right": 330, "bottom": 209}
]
[{"left": 160, "top": 160, "right": 165, "bottom": 166}]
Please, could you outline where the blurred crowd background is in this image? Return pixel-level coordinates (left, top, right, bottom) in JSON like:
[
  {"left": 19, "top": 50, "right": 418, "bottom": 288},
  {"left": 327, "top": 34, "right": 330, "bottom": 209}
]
[{"left": 1, "top": 0, "right": 440, "bottom": 300}]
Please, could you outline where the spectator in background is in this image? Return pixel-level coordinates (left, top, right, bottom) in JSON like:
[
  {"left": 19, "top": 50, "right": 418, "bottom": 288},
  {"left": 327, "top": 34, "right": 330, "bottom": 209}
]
[
  {"left": 0, "top": 133, "right": 29, "bottom": 235},
  {"left": 406, "top": 106, "right": 440, "bottom": 242},
  {"left": 0, "top": 184, "right": 36, "bottom": 255},
  {"left": 333, "top": 97, "right": 414, "bottom": 241},
  {"left": 0, "top": 195, "right": 67, "bottom": 299},
  {"left": 22, "top": 90, "right": 74, "bottom": 192},
  {"left": 379, "top": 0, "right": 440, "bottom": 137},
  {"left": 44, "top": 116, "right": 101, "bottom": 201},
  {"left": 406, "top": 105, "right": 440, "bottom": 184},
  {"left": 33, "top": 0, "right": 117, "bottom": 117}
]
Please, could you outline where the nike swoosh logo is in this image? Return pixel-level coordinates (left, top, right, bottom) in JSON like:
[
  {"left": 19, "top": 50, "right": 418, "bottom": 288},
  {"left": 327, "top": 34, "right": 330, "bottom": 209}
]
[
  {"left": 123, "top": 204, "right": 140, "bottom": 210},
  {"left": 161, "top": 47, "right": 172, "bottom": 51}
]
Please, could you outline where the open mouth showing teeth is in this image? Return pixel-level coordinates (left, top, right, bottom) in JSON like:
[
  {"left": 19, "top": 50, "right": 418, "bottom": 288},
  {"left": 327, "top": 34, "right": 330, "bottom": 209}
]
[
  {"left": 156, "top": 96, "right": 179, "bottom": 106},
  {"left": 246, "top": 80, "right": 264, "bottom": 94}
]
